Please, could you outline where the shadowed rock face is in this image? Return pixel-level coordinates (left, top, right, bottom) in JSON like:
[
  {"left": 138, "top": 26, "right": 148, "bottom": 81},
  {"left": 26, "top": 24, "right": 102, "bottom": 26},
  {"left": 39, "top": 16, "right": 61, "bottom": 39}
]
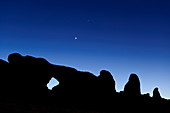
[
  {"left": 5, "top": 53, "right": 118, "bottom": 103},
  {"left": 0, "top": 59, "right": 8, "bottom": 65},
  {"left": 153, "top": 88, "right": 161, "bottom": 99},
  {"left": 51, "top": 69, "right": 116, "bottom": 105},
  {"left": 0, "top": 59, "right": 9, "bottom": 97},
  {"left": 8, "top": 53, "right": 23, "bottom": 64},
  {"left": 124, "top": 74, "right": 141, "bottom": 96},
  {"left": 0, "top": 53, "right": 169, "bottom": 113},
  {"left": 6, "top": 53, "right": 52, "bottom": 100},
  {"left": 98, "top": 70, "right": 116, "bottom": 93}
]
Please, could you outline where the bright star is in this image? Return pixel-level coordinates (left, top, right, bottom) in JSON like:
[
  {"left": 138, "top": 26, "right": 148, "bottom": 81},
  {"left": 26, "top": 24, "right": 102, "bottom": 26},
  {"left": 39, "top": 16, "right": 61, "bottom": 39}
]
[{"left": 75, "top": 37, "right": 77, "bottom": 40}]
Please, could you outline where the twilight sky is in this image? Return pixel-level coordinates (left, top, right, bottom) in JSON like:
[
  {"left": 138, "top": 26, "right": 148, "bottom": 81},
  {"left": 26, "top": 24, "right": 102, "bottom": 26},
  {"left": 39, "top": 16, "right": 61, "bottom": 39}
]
[{"left": 0, "top": 0, "right": 170, "bottom": 98}]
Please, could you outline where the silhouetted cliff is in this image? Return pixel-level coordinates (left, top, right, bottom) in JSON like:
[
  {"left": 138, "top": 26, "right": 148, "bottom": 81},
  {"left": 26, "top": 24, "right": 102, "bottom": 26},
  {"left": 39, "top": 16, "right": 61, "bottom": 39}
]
[{"left": 0, "top": 53, "right": 169, "bottom": 113}]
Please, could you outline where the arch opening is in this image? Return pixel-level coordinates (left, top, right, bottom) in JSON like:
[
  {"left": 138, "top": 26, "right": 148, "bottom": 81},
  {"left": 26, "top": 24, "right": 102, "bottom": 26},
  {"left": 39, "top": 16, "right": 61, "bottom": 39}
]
[{"left": 47, "top": 77, "right": 59, "bottom": 90}]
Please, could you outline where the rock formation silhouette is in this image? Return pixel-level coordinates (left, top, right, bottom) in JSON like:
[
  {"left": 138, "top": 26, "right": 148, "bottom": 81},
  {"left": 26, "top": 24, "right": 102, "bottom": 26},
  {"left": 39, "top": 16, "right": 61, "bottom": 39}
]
[
  {"left": 98, "top": 70, "right": 116, "bottom": 93},
  {"left": 7, "top": 53, "right": 52, "bottom": 101},
  {"left": 0, "top": 53, "right": 169, "bottom": 113},
  {"left": 124, "top": 73, "right": 141, "bottom": 96},
  {"left": 153, "top": 87, "right": 162, "bottom": 99}
]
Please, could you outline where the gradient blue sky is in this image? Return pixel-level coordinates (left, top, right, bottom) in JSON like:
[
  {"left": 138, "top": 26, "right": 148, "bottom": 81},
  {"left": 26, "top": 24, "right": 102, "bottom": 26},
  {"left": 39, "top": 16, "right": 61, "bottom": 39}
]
[{"left": 0, "top": 0, "right": 170, "bottom": 98}]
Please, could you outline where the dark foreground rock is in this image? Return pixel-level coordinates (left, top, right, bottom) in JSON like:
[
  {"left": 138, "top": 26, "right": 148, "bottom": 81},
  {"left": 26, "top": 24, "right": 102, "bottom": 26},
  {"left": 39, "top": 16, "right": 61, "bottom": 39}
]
[{"left": 0, "top": 53, "right": 169, "bottom": 113}]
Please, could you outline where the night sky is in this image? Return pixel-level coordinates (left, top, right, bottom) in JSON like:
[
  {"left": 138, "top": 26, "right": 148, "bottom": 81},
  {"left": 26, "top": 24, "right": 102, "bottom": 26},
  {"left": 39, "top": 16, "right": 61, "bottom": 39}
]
[{"left": 0, "top": 0, "right": 170, "bottom": 98}]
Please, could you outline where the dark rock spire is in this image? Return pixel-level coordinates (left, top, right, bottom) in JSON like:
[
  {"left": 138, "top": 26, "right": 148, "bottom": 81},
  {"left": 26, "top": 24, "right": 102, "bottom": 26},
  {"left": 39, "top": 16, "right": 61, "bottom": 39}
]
[{"left": 124, "top": 73, "right": 141, "bottom": 96}]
